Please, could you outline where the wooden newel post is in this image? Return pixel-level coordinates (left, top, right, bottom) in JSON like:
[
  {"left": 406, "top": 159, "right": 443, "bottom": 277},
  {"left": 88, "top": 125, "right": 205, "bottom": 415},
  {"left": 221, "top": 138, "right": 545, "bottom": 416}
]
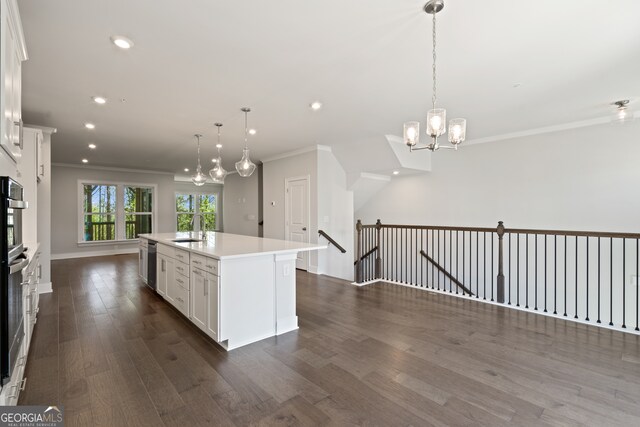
[
  {"left": 355, "top": 219, "right": 363, "bottom": 283},
  {"left": 496, "top": 221, "right": 505, "bottom": 303},
  {"left": 375, "top": 219, "right": 382, "bottom": 279}
]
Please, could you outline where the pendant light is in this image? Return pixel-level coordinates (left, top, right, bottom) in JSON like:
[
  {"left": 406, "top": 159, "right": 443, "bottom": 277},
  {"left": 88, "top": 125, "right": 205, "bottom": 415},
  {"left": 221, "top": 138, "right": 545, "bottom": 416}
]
[
  {"left": 235, "top": 107, "right": 257, "bottom": 177},
  {"left": 209, "top": 123, "right": 228, "bottom": 184},
  {"left": 612, "top": 100, "right": 634, "bottom": 124},
  {"left": 191, "top": 134, "right": 207, "bottom": 186},
  {"left": 403, "top": 0, "right": 467, "bottom": 152}
]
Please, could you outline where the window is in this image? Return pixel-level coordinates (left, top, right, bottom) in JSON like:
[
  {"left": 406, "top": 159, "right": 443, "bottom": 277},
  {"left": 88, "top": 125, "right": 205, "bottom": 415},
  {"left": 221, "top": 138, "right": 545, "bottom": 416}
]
[
  {"left": 176, "top": 193, "right": 218, "bottom": 232},
  {"left": 79, "top": 182, "right": 155, "bottom": 243},
  {"left": 83, "top": 184, "right": 117, "bottom": 241},
  {"left": 125, "top": 186, "right": 153, "bottom": 239}
]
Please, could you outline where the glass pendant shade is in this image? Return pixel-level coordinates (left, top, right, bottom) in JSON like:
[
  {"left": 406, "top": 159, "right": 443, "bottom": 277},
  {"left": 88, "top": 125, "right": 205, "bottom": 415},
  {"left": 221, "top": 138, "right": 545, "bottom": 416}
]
[
  {"left": 448, "top": 118, "right": 467, "bottom": 145},
  {"left": 403, "top": 121, "right": 420, "bottom": 147},
  {"left": 191, "top": 134, "right": 207, "bottom": 186},
  {"left": 191, "top": 165, "right": 207, "bottom": 186},
  {"left": 613, "top": 106, "right": 633, "bottom": 124},
  {"left": 235, "top": 148, "right": 256, "bottom": 177},
  {"left": 209, "top": 158, "right": 227, "bottom": 184},
  {"left": 427, "top": 108, "right": 446, "bottom": 137}
]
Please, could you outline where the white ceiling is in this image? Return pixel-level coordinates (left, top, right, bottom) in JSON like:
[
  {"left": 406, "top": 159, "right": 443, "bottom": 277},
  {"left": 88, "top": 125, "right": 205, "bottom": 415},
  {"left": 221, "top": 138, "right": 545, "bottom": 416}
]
[{"left": 19, "top": 0, "right": 640, "bottom": 174}]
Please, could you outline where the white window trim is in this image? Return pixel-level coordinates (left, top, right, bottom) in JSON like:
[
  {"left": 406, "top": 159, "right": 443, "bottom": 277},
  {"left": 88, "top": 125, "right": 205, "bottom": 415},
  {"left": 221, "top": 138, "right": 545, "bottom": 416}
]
[
  {"left": 175, "top": 191, "right": 220, "bottom": 232},
  {"left": 78, "top": 180, "right": 157, "bottom": 245}
]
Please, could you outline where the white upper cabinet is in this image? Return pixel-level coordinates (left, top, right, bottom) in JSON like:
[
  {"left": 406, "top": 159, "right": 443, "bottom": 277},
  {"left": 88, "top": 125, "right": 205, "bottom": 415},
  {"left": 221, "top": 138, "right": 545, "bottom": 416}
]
[{"left": 1, "top": 0, "right": 27, "bottom": 163}]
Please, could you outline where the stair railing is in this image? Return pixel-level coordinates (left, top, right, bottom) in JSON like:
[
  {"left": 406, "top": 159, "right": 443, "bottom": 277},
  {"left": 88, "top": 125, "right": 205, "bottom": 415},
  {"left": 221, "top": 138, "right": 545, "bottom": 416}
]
[{"left": 354, "top": 219, "right": 640, "bottom": 334}]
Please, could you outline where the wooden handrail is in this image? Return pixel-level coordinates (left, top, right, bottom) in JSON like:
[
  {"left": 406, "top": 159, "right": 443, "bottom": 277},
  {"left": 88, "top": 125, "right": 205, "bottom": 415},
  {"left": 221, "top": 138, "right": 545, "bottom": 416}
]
[
  {"left": 354, "top": 246, "right": 377, "bottom": 265},
  {"left": 420, "top": 250, "right": 474, "bottom": 296},
  {"left": 364, "top": 222, "right": 640, "bottom": 240},
  {"left": 318, "top": 230, "right": 346, "bottom": 253}
]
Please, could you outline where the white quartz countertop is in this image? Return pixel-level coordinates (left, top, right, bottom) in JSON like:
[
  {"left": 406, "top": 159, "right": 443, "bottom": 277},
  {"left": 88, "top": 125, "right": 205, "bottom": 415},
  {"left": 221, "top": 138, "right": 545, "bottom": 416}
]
[{"left": 138, "top": 232, "right": 326, "bottom": 260}]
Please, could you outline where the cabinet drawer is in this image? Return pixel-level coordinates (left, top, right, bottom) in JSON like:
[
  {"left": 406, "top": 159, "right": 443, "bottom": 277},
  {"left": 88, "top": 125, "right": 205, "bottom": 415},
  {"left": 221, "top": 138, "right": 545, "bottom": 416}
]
[
  {"left": 173, "top": 281, "right": 190, "bottom": 318},
  {"left": 192, "top": 254, "right": 219, "bottom": 276},
  {"left": 174, "top": 260, "right": 189, "bottom": 277},
  {"left": 174, "top": 273, "right": 189, "bottom": 291},
  {"left": 174, "top": 248, "right": 190, "bottom": 263},
  {"left": 158, "top": 243, "right": 173, "bottom": 257}
]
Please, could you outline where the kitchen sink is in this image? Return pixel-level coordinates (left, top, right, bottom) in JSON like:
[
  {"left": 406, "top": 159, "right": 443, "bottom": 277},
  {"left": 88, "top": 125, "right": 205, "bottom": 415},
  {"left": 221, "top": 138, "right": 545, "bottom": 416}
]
[{"left": 171, "top": 238, "right": 203, "bottom": 243}]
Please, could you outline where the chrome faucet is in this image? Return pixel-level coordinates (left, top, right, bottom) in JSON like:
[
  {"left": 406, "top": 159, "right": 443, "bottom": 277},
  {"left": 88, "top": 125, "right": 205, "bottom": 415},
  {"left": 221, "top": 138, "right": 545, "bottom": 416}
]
[{"left": 190, "top": 214, "right": 207, "bottom": 241}]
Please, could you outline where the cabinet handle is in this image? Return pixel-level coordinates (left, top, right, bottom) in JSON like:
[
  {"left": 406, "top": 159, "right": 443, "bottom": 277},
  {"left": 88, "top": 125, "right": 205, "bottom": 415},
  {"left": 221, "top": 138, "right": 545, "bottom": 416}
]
[
  {"left": 37, "top": 264, "right": 42, "bottom": 279},
  {"left": 204, "top": 279, "right": 208, "bottom": 297},
  {"left": 161, "top": 259, "right": 165, "bottom": 272},
  {"left": 193, "top": 260, "right": 202, "bottom": 265},
  {"left": 13, "top": 119, "right": 24, "bottom": 149},
  {"left": 206, "top": 264, "right": 214, "bottom": 269},
  {"left": 9, "top": 378, "right": 27, "bottom": 398},
  {"left": 40, "top": 165, "right": 45, "bottom": 176}
]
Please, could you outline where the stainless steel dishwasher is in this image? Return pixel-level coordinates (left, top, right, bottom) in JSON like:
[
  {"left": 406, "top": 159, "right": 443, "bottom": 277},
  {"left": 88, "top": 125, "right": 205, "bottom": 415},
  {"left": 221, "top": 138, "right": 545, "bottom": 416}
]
[{"left": 147, "top": 241, "right": 157, "bottom": 292}]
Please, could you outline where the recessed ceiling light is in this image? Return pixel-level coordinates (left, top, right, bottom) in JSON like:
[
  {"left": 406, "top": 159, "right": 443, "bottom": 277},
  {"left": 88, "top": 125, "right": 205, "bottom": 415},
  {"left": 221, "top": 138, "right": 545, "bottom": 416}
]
[
  {"left": 88, "top": 143, "right": 96, "bottom": 149},
  {"left": 310, "top": 101, "right": 322, "bottom": 111},
  {"left": 84, "top": 123, "right": 95, "bottom": 130},
  {"left": 82, "top": 159, "right": 89, "bottom": 164},
  {"left": 92, "top": 96, "right": 107, "bottom": 104},
  {"left": 184, "top": 168, "right": 189, "bottom": 172},
  {"left": 393, "top": 170, "right": 400, "bottom": 175},
  {"left": 249, "top": 129, "right": 257, "bottom": 135},
  {"left": 111, "top": 36, "right": 133, "bottom": 49}
]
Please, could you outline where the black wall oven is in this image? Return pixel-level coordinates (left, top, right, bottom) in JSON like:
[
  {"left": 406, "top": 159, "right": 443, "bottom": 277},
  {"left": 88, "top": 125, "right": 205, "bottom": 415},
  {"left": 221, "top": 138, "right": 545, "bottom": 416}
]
[{"left": 1, "top": 177, "right": 27, "bottom": 386}]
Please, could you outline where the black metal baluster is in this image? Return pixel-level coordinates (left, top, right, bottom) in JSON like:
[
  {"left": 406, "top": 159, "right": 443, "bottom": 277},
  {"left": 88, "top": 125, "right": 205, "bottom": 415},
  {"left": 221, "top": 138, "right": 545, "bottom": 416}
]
[
  {"left": 544, "top": 234, "right": 547, "bottom": 313},
  {"left": 484, "top": 232, "right": 487, "bottom": 300},
  {"left": 636, "top": 239, "right": 640, "bottom": 331},
  {"left": 456, "top": 230, "right": 464, "bottom": 295},
  {"left": 623, "top": 238, "right": 626, "bottom": 328},
  {"left": 575, "top": 236, "right": 578, "bottom": 319},
  {"left": 586, "top": 237, "right": 589, "bottom": 322},
  {"left": 610, "top": 237, "right": 613, "bottom": 326},
  {"left": 564, "top": 235, "right": 567, "bottom": 317},
  {"left": 410, "top": 228, "right": 413, "bottom": 285},
  {"left": 460, "top": 231, "right": 464, "bottom": 296},
  {"left": 526, "top": 234, "right": 529, "bottom": 309},
  {"left": 491, "top": 233, "right": 494, "bottom": 302},
  {"left": 432, "top": 229, "right": 436, "bottom": 290},
  {"left": 517, "top": 233, "right": 520, "bottom": 307},
  {"left": 534, "top": 234, "right": 538, "bottom": 310},
  {"left": 597, "top": 237, "right": 601, "bottom": 323},
  {"left": 554, "top": 235, "right": 557, "bottom": 315},
  {"left": 421, "top": 229, "right": 424, "bottom": 287},
  {"left": 476, "top": 232, "right": 479, "bottom": 298},
  {"left": 508, "top": 233, "right": 512, "bottom": 305}
]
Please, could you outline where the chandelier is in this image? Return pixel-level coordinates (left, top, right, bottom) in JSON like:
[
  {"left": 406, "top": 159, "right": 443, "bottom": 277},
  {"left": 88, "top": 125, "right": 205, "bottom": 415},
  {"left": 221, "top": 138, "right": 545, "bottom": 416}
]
[
  {"left": 191, "top": 134, "right": 207, "bottom": 186},
  {"left": 235, "top": 107, "right": 257, "bottom": 177},
  {"left": 210, "top": 123, "right": 228, "bottom": 184},
  {"left": 404, "top": 0, "right": 467, "bottom": 152}
]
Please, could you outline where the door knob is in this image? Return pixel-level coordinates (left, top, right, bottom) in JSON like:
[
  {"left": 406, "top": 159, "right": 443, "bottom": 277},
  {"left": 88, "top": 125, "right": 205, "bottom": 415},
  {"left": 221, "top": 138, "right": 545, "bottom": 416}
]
[{"left": 302, "top": 227, "right": 307, "bottom": 231}]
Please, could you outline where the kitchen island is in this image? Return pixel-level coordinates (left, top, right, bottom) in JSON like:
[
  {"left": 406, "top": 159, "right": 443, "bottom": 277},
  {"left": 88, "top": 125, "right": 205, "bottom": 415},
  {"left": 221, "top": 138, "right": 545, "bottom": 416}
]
[{"left": 138, "top": 232, "right": 325, "bottom": 350}]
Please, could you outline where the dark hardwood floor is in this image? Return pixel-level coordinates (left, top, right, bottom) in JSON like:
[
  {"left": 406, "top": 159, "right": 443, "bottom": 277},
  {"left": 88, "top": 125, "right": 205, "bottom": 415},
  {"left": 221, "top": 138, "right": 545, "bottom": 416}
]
[{"left": 19, "top": 254, "right": 640, "bottom": 426}]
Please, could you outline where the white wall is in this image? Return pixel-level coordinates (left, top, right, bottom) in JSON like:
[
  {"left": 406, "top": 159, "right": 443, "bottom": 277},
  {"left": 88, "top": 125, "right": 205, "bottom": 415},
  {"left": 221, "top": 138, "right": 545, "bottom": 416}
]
[
  {"left": 357, "top": 121, "right": 640, "bottom": 233},
  {"left": 317, "top": 149, "right": 354, "bottom": 281},
  {"left": 51, "top": 164, "right": 177, "bottom": 257},
  {"left": 263, "top": 150, "right": 319, "bottom": 271},
  {"left": 222, "top": 172, "right": 259, "bottom": 236}
]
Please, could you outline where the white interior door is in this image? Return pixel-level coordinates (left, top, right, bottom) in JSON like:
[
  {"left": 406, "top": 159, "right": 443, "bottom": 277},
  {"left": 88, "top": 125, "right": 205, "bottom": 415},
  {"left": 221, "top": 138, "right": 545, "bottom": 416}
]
[{"left": 285, "top": 176, "right": 309, "bottom": 270}]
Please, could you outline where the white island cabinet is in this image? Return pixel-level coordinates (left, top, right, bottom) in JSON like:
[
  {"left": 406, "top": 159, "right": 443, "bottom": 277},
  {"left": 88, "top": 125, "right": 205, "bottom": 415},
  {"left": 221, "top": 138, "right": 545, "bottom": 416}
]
[{"left": 139, "top": 232, "right": 325, "bottom": 350}]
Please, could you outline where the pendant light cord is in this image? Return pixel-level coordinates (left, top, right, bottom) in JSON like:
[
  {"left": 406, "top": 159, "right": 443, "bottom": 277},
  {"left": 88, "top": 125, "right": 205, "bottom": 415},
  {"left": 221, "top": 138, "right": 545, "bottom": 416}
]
[
  {"left": 432, "top": 10, "right": 437, "bottom": 111},
  {"left": 244, "top": 110, "right": 249, "bottom": 149},
  {"left": 196, "top": 135, "right": 202, "bottom": 169}
]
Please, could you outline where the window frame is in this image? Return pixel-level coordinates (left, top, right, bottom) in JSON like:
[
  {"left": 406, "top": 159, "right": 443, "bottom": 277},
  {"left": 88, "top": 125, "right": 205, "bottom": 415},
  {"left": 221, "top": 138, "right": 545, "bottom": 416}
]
[
  {"left": 175, "top": 191, "right": 220, "bottom": 232},
  {"left": 78, "top": 180, "right": 157, "bottom": 245}
]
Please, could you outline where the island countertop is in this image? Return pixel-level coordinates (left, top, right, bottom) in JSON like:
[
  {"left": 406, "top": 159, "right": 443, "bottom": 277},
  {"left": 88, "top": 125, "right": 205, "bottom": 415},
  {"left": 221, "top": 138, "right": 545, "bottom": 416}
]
[{"left": 138, "top": 232, "right": 326, "bottom": 260}]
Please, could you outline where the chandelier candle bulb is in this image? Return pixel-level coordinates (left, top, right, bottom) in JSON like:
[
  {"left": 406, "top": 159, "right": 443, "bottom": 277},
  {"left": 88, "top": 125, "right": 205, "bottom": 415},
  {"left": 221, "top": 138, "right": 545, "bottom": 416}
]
[
  {"left": 427, "top": 108, "right": 446, "bottom": 137},
  {"left": 448, "top": 118, "right": 466, "bottom": 144},
  {"left": 404, "top": 121, "right": 420, "bottom": 147},
  {"left": 210, "top": 123, "right": 228, "bottom": 184}
]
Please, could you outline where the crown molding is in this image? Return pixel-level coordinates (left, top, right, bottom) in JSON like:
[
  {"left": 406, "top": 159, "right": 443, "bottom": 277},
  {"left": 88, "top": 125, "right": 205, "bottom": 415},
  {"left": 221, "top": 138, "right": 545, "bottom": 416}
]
[
  {"left": 25, "top": 124, "right": 57, "bottom": 135},
  {"left": 52, "top": 162, "right": 175, "bottom": 176},
  {"left": 261, "top": 145, "right": 331, "bottom": 164}
]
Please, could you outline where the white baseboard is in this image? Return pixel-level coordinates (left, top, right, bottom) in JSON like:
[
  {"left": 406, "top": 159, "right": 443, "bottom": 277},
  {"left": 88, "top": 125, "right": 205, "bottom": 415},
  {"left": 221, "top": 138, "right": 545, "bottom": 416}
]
[
  {"left": 38, "top": 282, "right": 52, "bottom": 294},
  {"left": 51, "top": 247, "right": 138, "bottom": 260},
  {"left": 308, "top": 265, "right": 319, "bottom": 274}
]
